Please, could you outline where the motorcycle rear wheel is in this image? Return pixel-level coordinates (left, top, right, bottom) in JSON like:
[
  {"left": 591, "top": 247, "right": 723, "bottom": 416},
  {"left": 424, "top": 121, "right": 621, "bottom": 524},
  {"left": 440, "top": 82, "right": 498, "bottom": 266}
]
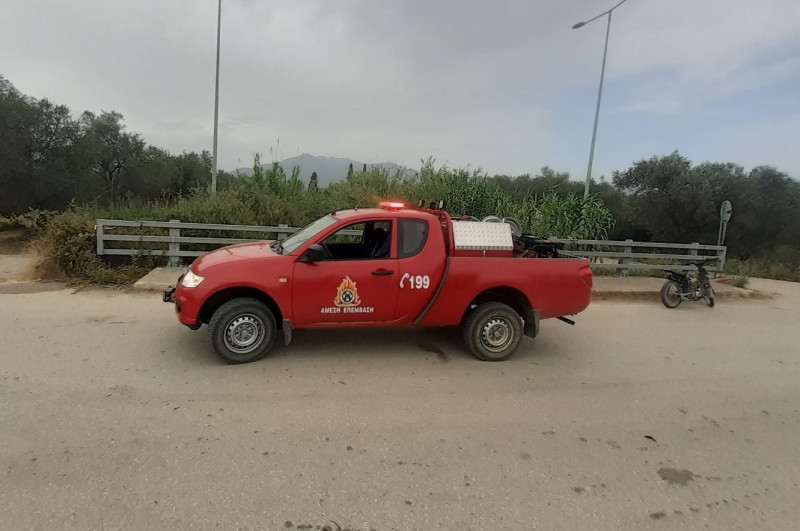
[{"left": 660, "top": 280, "right": 682, "bottom": 308}]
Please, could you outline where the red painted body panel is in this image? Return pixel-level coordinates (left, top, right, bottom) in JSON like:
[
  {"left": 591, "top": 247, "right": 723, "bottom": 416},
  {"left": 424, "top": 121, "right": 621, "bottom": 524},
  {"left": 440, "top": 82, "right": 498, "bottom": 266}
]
[
  {"left": 175, "top": 245, "right": 295, "bottom": 328},
  {"left": 170, "top": 206, "right": 593, "bottom": 331},
  {"left": 419, "top": 257, "right": 592, "bottom": 326},
  {"left": 388, "top": 213, "right": 447, "bottom": 322}
]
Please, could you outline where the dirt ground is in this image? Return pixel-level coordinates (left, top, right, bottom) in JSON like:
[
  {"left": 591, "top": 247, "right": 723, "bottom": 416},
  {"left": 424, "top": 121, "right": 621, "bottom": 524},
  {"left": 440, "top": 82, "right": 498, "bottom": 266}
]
[
  {"left": 1, "top": 272, "right": 799, "bottom": 529},
  {"left": 0, "top": 230, "right": 71, "bottom": 291},
  {"left": 0, "top": 229, "right": 38, "bottom": 282}
]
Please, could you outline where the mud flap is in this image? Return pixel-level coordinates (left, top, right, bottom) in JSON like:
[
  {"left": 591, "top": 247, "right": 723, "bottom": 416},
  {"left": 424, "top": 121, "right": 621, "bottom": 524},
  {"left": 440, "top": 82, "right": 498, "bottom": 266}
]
[
  {"left": 523, "top": 309, "right": 540, "bottom": 338},
  {"left": 283, "top": 319, "right": 293, "bottom": 346}
]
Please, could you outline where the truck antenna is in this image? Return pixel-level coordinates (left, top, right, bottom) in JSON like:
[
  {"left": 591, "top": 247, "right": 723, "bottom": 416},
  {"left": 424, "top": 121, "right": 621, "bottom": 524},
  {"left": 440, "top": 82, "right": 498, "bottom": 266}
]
[{"left": 354, "top": 194, "right": 372, "bottom": 210}]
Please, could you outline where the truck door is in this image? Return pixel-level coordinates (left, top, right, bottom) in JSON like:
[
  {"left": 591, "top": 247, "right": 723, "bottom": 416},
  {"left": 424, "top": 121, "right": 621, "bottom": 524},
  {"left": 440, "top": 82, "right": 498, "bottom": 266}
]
[
  {"left": 394, "top": 218, "right": 446, "bottom": 322},
  {"left": 292, "top": 220, "right": 399, "bottom": 326}
]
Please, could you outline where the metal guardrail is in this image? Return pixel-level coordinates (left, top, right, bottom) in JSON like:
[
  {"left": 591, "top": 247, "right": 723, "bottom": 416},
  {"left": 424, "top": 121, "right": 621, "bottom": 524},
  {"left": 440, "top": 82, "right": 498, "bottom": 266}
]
[
  {"left": 96, "top": 219, "right": 726, "bottom": 273},
  {"left": 550, "top": 238, "right": 726, "bottom": 276},
  {"left": 96, "top": 219, "right": 297, "bottom": 268}
]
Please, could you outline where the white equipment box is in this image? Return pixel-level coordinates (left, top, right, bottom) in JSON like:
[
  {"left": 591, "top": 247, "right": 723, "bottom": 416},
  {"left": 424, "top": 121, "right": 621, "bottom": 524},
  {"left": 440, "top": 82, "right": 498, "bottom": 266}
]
[{"left": 451, "top": 221, "right": 514, "bottom": 251}]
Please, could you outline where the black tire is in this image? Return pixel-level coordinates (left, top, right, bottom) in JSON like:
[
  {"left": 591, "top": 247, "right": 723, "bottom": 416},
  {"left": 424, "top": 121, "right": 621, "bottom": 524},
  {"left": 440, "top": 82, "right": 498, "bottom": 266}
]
[
  {"left": 462, "top": 302, "right": 523, "bottom": 361},
  {"left": 704, "top": 284, "right": 715, "bottom": 308},
  {"left": 208, "top": 298, "right": 276, "bottom": 364},
  {"left": 660, "top": 280, "right": 682, "bottom": 308}
]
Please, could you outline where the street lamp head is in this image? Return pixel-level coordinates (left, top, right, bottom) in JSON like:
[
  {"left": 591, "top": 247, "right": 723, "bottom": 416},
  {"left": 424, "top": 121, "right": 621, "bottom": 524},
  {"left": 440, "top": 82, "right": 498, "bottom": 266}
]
[{"left": 572, "top": 22, "right": 586, "bottom": 29}]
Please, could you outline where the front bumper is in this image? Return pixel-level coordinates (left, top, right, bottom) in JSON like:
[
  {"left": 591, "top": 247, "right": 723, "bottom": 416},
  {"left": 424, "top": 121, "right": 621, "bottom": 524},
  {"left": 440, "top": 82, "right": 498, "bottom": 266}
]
[{"left": 162, "top": 275, "right": 202, "bottom": 330}]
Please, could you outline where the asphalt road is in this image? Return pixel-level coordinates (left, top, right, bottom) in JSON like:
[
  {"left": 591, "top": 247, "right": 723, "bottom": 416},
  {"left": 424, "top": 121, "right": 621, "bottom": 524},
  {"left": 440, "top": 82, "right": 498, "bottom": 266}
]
[{"left": 1, "top": 280, "right": 799, "bottom": 530}]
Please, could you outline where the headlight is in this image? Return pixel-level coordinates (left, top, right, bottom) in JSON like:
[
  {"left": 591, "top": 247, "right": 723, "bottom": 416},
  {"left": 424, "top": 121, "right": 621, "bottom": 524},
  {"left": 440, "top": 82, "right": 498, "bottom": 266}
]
[{"left": 181, "top": 270, "right": 205, "bottom": 288}]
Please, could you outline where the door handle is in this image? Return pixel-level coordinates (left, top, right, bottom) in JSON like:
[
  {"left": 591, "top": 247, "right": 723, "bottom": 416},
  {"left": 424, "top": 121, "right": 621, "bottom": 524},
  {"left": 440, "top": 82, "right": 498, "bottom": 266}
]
[{"left": 371, "top": 269, "right": 395, "bottom": 276}]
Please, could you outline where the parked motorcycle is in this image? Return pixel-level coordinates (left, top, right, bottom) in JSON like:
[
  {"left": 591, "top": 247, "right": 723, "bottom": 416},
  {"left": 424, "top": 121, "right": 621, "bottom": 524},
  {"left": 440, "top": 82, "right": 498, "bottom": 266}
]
[{"left": 660, "top": 259, "right": 716, "bottom": 308}]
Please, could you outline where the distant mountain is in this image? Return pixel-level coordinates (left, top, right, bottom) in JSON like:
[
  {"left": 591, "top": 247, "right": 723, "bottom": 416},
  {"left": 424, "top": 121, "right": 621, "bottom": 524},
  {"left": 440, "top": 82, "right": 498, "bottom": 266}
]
[{"left": 233, "top": 154, "right": 413, "bottom": 186}]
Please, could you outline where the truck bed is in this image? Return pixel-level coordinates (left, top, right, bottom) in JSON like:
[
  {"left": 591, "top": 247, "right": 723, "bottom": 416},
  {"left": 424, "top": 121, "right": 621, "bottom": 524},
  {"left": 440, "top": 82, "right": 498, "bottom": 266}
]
[{"left": 419, "top": 256, "right": 593, "bottom": 326}]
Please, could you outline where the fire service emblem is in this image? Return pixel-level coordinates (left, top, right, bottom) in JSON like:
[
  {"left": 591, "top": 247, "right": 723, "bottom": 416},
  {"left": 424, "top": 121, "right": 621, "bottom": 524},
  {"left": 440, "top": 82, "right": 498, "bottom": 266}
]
[
  {"left": 320, "top": 276, "right": 374, "bottom": 315},
  {"left": 334, "top": 276, "right": 361, "bottom": 307}
]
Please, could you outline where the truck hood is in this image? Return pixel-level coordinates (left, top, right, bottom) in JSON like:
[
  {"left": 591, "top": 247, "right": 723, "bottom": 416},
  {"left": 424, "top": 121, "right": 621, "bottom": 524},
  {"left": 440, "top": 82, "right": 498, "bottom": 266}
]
[{"left": 192, "top": 241, "right": 281, "bottom": 272}]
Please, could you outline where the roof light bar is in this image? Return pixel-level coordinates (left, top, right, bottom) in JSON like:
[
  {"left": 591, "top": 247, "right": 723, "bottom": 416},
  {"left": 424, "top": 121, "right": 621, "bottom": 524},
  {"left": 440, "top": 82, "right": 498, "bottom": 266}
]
[{"left": 378, "top": 201, "right": 405, "bottom": 210}]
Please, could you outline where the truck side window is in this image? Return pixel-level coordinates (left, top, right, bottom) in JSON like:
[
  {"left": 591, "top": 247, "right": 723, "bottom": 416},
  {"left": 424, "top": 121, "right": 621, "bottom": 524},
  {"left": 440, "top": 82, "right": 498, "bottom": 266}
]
[
  {"left": 322, "top": 220, "right": 392, "bottom": 260},
  {"left": 325, "top": 223, "right": 366, "bottom": 245},
  {"left": 398, "top": 219, "right": 428, "bottom": 259}
]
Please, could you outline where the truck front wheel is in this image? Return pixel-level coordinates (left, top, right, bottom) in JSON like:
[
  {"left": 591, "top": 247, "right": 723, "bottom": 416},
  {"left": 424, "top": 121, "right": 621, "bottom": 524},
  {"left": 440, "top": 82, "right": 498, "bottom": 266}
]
[
  {"left": 463, "top": 302, "right": 523, "bottom": 361},
  {"left": 208, "top": 298, "right": 276, "bottom": 364}
]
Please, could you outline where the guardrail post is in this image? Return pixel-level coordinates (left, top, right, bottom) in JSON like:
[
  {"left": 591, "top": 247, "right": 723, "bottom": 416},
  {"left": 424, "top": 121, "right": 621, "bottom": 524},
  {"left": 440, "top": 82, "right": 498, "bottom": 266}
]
[
  {"left": 168, "top": 219, "right": 181, "bottom": 268},
  {"left": 690, "top": 242, "right": 699, "bottom": 272},
  {"left": 96, "top": 220, "right": 104, "bottom": 255},
  {"left": 617, "top": 239, "right": 633, "bottom": 277},
  {"left": 277, "top": 223, "right": 289, "bottom": 239}
]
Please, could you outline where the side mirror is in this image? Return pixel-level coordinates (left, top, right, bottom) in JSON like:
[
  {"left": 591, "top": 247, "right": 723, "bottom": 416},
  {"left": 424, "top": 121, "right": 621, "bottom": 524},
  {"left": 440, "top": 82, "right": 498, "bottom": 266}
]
[{"left": 300, "top": 244, "right": 326, "bottom": 263}]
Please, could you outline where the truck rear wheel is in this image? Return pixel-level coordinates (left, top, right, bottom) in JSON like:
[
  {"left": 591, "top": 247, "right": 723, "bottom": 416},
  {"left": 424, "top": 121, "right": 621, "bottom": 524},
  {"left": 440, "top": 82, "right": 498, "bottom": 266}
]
[
  {"left": 463, "top": 302, "right": 523, "bottom": 361},
  {"left": 208, "top": 298, "right": 276, "bottom": 364}
]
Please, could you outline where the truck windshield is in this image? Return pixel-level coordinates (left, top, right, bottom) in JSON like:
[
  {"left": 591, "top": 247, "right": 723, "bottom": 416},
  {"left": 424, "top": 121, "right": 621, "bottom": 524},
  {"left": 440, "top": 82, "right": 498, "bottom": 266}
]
[{"left": 279, "top": 214, "right": 339, "bottom": 255}]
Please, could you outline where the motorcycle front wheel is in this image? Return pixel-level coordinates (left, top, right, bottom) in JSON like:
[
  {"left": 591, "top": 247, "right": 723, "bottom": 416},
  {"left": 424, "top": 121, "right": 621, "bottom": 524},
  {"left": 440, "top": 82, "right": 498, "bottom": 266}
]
[
  {"left": 660, "top": 280, "right": 682, "bottom": 308},
  {"left": 704, "top": 284, "right": 715, "bottom": 308}
]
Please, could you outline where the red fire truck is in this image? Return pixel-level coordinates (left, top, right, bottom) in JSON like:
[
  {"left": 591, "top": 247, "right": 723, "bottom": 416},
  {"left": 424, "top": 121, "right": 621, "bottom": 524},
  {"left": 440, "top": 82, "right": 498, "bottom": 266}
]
[{"left": 164, "top": 202, "right": 593, "bottom": 364}]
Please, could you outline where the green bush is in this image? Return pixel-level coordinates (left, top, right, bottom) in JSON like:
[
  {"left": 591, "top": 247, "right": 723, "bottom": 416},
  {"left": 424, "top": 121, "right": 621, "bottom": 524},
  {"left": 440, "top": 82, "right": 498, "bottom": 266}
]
[
  {"left": 400, "top": 159, "right": 615, "bottom": 239},
  {"left": 724, "top": 256, "right": 800, "bottom": 283},
  {"left": 42, "top": 161, "right": 621, "bottom": 283},
  {"left": 6, "top": 209, "right": 54, "bottom": 235},
  {"left": 45, "top": 213, "right": 145, "bottom": 284},
  {"left": 88, "top": 161, "right": 615, "bottom": 241},
  {"left": 45, "top": 214, "right": 98, "bottom": 276},
  {"left": 32, "top": 159, "right": 620, "bottom": 284},
  {"left": 730, "top": 275, "right": 750, "bottom": 288},
  {"left": 35, "top": 173, "right": 800, "bottom": 285}
]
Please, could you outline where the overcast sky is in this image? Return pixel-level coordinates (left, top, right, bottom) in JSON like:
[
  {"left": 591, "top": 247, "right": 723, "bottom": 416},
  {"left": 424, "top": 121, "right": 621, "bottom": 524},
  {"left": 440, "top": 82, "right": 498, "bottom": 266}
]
[{"left": 3, "top": 0, "right": 800, "bottom": 179}]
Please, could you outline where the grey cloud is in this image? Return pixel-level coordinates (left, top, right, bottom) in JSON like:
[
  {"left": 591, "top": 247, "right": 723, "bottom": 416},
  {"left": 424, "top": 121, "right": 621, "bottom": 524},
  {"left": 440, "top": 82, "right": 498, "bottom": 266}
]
[{"left": 2, "top": 0, "right": 799, "bottom": 178}]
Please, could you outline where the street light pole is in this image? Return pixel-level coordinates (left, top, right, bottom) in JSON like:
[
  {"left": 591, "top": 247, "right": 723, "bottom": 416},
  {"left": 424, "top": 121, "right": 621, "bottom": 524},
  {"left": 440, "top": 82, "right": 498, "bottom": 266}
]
[
  {"left": 572, "top": 0, "right": 630, "bottom": 199},
  {"left": 211, "top": 0, "right": 222, "bottom": 196}
]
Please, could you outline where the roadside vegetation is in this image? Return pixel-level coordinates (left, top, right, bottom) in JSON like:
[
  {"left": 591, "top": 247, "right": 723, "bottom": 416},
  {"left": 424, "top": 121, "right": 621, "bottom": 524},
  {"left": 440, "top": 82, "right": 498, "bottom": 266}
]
[{"left": 2, "top": 75, "right": 799, "bottom": 284}]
